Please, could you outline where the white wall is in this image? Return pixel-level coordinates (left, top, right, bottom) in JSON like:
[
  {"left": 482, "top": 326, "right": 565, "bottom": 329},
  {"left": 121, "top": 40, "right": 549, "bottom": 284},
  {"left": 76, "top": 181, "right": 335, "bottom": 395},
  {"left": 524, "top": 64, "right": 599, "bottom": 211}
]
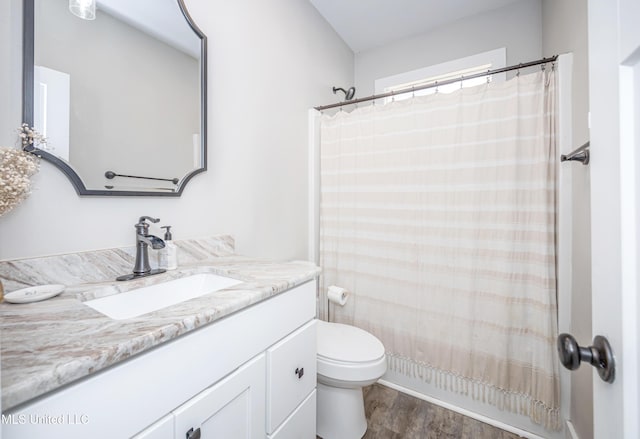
[
  {"left": 0, "top": 0, "right": 353, "bottom": 262},
  {"left": 354, "top": 0, "right": 543, "bottom": 97},
  {"left": 542, "top": 1, "right": 593, "bottom": 439}
]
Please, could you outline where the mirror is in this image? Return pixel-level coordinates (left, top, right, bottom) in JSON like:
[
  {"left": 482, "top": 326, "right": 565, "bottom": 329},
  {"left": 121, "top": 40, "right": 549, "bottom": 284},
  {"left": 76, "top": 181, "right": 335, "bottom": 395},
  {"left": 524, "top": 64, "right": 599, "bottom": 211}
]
[{"left": 22, "top": 0, "right": 207, "bottom": 196}]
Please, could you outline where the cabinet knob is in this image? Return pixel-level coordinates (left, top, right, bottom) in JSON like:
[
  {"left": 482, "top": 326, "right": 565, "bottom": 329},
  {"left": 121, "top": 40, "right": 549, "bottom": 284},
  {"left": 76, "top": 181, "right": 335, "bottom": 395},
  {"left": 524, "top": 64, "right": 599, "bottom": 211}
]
[
  {"left": 186, "top": 427, "right": 201, "bottom": 439},
  {"left": 294, "top": 367, "right": 304, "bottom": 379}
]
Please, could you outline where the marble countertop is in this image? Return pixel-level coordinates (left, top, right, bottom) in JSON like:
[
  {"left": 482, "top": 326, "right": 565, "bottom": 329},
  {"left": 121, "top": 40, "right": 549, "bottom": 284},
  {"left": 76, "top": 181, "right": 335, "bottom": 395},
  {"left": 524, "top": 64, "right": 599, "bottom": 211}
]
[{"left": 1, "top": 244, "right": 320, "bottom": 410}]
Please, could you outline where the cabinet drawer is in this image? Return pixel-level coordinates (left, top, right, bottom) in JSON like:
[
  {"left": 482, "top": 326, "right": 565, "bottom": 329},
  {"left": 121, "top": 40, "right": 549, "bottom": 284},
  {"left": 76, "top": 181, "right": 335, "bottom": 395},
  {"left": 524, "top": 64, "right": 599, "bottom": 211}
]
[
  {"left": 269, "top": 390, "right": 316, "bottom": 439},
  {"left": 266, "top": 320, "right": 317, "bottom": 433}
]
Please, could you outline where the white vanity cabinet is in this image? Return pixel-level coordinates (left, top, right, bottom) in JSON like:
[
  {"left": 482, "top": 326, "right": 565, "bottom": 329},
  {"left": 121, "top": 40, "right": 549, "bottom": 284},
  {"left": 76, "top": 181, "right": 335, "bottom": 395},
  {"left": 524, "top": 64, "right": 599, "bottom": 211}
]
[
  {"left": 3, "top": 280, "right": 317, "bottom": 439},
  {"left": 134, "top": 319, "right": 318, "bottom": 439}
]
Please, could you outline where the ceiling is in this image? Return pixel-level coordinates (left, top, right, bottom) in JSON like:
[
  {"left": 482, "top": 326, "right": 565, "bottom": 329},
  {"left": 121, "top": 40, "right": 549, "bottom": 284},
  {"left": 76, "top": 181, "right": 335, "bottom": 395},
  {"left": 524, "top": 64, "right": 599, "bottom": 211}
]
[{"left": 309, "top": 0, "right": 527, "bottom": 53}]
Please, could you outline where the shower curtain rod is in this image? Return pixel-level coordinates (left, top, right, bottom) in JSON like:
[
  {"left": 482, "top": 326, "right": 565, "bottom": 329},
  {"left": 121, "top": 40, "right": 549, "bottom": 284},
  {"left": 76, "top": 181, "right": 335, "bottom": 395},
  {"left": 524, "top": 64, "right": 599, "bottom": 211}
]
[{"left": 314, "top": 55, "right": 559, "bottom": 111}]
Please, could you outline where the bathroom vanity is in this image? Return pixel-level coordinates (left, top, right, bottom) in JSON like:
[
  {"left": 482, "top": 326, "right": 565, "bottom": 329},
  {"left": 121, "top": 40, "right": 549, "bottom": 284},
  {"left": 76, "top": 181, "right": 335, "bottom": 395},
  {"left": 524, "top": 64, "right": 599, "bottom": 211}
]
[{"left": 0, "top": 236, "right": 320, "bottom": 438}]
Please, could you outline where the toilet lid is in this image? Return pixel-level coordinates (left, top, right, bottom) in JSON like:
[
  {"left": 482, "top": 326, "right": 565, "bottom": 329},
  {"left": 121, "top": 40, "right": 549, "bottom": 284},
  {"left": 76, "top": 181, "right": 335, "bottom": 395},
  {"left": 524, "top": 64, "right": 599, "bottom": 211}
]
[{"left": 317, "top": 320, "right": 385, "bottom": 363}]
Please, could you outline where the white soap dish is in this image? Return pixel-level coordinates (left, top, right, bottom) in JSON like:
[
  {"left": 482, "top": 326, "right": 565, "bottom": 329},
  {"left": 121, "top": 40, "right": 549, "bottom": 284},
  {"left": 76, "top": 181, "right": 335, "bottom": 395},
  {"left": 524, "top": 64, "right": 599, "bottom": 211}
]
[{"left": 4, "top": 284, "right": 65, "bottom": 304}]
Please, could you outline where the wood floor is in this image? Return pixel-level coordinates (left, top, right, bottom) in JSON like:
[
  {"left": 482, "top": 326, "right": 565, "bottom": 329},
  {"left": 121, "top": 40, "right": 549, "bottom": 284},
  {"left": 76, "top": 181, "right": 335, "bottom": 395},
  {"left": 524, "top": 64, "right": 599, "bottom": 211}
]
[{"left": 360, "top": 383, "right": 525, "bottom": 439}]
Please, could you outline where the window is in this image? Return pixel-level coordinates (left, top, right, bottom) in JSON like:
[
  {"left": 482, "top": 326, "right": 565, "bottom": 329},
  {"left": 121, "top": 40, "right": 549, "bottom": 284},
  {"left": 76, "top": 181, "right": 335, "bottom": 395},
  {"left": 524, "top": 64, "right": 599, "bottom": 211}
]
[{"left": 375, "top": 48, "right": 506, "bottom": 103}]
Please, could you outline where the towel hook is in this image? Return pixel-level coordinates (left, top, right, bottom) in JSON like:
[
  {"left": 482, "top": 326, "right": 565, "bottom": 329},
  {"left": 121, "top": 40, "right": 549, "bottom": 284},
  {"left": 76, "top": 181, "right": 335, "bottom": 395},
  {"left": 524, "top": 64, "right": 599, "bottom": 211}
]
[{"left": 561, "top": 141, "right": 590, "bottom": 165}]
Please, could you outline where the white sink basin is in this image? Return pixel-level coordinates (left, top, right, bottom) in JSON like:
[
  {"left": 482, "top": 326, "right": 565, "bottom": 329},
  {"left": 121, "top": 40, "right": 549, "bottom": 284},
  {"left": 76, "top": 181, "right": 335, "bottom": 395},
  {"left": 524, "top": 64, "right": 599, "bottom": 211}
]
[{"left": 84, "top": 273, "right": 243, "bottom": 320}]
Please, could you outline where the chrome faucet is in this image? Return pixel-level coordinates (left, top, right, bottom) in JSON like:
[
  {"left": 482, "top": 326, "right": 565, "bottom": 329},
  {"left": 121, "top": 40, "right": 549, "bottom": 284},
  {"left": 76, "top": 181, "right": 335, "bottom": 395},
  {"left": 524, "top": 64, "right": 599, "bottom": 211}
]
[{"left": 116, "top": 216, "right": 166, "bottom": 281}]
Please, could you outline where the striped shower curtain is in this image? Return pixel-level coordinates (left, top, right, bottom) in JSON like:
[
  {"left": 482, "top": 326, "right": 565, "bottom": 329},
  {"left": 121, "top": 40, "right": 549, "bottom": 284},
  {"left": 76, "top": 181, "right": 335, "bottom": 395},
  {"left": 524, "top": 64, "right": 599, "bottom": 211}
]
[{"left": 319, "top": 70, "right": 560, "bottom": 429}]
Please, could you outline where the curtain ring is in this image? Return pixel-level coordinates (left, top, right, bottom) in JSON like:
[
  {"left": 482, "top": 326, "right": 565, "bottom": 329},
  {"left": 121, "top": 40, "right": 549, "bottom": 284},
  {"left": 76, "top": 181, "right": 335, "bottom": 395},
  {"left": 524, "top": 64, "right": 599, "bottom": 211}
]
[
  {"left": 391, "top": 90, "right": 395, "bottom": 102},
  {"left": 435, "top": 81, "right": 439, "bottom": 94},
  {"left": 412, "top": 86, "right": 416, "bottom": 99},
  {"left": 552, "top": 62, "right": 556, "bottom": 71},
  {"left": 541, "top": 63, "right": 546, "bottom": 71},
  {"left": 460, "top": 75, "right": 464, "bottom": 89},
  {"left": 517, "top": 63, "right": 522, "bottom": 77},
  {"left": 486, "top": 69, "right": 491, "bottom": 84}
]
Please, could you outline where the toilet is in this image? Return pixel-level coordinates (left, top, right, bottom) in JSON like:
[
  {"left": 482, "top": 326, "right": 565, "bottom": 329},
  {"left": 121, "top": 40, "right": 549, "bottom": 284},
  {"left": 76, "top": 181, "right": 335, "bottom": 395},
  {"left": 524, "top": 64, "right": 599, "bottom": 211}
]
[{"left": 316, "top": 320, "right": 387, "bottom": 439}]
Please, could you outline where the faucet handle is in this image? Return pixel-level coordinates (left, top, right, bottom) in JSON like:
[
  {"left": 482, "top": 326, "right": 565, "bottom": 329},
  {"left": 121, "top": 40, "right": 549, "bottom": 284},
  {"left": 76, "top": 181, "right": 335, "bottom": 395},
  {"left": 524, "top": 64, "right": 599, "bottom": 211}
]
[
  {"left": 138, "top": 216, "right": 160, "bottom": 225},
  {"left": 135, "top": 216, "right": 160, "bottom": 235}
]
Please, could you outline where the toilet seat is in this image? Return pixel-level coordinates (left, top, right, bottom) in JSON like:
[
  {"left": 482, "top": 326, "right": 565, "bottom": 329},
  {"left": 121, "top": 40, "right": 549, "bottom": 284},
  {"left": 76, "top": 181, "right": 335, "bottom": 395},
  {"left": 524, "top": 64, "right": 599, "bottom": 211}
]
[
  {"left": 317, "top": 320, "right": 385, "bottom": 362},
  {"left": 317, "top": 320, "right": 386, "bottom": 384}
]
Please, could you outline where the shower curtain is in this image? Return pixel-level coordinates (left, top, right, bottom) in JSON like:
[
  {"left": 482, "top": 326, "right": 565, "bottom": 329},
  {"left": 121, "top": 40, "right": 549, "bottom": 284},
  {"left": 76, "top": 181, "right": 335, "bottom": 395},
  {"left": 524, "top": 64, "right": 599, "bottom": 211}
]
[{"left": 319, "top": 70, "right": 560, "bottom": 429}]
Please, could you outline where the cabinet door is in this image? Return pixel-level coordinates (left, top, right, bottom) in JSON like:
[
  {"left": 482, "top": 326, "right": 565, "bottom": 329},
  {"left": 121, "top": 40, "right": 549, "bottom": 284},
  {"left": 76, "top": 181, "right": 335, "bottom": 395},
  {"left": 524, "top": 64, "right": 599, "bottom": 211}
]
[
  {"left": 173, "top": 354, "right": 266, "bottom": 439},
  {"left": 131, "top": 414, "right": 174, "bottom": 439}
]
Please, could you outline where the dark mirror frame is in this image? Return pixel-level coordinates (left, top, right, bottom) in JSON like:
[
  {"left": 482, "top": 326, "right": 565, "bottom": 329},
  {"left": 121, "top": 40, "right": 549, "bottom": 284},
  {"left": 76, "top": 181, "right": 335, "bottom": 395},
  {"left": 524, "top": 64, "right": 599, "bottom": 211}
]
[{"left": 22, "top": 0, "right": 207, "bottom": 196}]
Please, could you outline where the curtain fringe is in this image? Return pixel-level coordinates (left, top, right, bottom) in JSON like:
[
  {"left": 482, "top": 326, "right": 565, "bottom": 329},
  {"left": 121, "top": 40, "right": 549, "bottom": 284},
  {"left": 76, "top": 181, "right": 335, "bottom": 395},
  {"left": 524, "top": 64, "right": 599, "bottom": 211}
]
[{"left": 386, "top": 353, "right": 561, "bottom": 431}]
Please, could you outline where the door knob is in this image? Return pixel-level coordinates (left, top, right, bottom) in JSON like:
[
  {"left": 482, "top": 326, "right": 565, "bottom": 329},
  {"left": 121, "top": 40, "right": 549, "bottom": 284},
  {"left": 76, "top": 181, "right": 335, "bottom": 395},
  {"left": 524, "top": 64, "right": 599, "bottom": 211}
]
[{"left": 557, "top": 333, "right": 615, "bottom": 383}]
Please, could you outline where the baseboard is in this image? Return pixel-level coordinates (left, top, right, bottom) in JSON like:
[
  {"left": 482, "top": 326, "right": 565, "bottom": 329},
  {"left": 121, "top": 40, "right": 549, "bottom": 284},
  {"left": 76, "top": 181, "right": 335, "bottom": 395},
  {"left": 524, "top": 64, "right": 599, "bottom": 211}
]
[{"left": 377, "top": 379, "right": 549, "bottom": 439}]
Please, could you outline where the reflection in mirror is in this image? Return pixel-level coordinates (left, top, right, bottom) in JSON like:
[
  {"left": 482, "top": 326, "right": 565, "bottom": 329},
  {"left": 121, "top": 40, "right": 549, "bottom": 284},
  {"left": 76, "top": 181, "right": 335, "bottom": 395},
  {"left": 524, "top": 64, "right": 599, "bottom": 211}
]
[{"left": 24, "top": 0, "right": 207, "bottom": 196}]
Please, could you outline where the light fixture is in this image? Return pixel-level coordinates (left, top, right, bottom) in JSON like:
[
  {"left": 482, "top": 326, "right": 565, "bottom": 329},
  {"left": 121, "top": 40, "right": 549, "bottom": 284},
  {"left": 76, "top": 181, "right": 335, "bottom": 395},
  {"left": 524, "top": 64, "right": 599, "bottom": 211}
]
[{"left": 69, "top": 0, "right": 96, "bottom": 20}]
